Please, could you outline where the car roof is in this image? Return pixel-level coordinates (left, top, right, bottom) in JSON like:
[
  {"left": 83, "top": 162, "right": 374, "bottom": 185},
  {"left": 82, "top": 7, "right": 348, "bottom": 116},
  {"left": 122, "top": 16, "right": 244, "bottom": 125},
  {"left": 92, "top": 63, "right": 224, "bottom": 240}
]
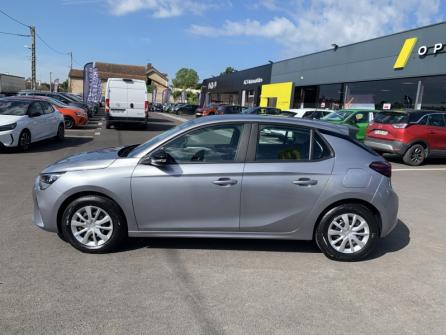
[
  {"left": 185, "top": 114, "right": 354, "bottom": 136},
  {"left": 1, "top": 96, "right": 43, "bottom": 103},
  {"left": 382, "top": 109, "right": 445, "bottom": 114}
]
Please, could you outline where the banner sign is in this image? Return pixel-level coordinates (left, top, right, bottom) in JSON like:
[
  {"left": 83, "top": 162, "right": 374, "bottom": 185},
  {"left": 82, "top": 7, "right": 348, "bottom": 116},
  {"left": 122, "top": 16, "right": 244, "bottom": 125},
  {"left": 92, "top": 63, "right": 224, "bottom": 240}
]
[
  {"left": 152, "top": 86, "right": 157, "bottom": 104},
  {"left": 53, "top": 78, "right": 59, "bottom": 92},
  {"left": 162, "top": 89, "right": 170, "bottom": 104},
  {"left": 83, "top": 62, "right": 102, "bottom": 104}
]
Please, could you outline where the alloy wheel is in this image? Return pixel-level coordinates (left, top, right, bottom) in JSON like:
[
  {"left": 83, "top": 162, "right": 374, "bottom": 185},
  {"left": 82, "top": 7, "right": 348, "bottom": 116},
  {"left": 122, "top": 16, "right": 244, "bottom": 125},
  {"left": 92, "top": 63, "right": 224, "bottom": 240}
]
[
  {"left": 327, "top": 213, "right": 370, "bottom": 254},
  {"left": 19, "top": 131, "right": 30, "bottom": 150},
  {"left": 410, "top": 147, "right": 424, "bottom": 164},
  {"left": 64, "top": 117, "right": 74, "bottom": 129},
  {"left": 70, "top": 206, "right": 114, "bottom": 247}
]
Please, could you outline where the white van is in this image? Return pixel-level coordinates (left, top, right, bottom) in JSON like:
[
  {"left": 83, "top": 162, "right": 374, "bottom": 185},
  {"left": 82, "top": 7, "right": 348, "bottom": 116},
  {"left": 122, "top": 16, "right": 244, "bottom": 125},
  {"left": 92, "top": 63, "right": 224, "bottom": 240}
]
[{"left": 105, "top": 78, "right": 148, "bottom": 128}]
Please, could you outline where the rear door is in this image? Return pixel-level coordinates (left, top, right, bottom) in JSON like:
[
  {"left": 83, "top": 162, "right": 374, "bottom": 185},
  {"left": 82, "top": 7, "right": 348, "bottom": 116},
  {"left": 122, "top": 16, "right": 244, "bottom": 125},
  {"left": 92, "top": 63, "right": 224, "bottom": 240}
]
[
  {"left": 40, "top": 102, "right": 59, "bottom": 137},
  {"left": 240, "top": 123, "right": 334, "bottom": 233},
  {"left": 108, "top": 80, "right": 128, "bottom": 118},
  {"left": 427, "top": 114, "right": 446, "bottom": 151},
  {"left": 126, "top": 80, "right": 147, "bottom": 119}
]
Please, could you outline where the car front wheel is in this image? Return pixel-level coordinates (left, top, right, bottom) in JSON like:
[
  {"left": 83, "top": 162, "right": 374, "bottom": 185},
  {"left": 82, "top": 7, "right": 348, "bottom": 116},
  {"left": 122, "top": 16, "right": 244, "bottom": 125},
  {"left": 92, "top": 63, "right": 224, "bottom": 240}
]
[
  {"left": 60, "top": 196, "right": 127, "bottom": 253},
  {"left": 315, "top": 204, "right": 379, "bottom": 261},
  {"left": 18, "top": 130, "right": 31, "bottom": 151}
]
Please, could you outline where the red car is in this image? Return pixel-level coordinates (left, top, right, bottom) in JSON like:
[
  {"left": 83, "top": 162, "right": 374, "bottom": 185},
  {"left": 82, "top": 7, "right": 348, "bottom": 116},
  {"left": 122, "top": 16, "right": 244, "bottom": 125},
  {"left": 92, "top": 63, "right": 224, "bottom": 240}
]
[
  {"left": 195, "top": 103, "right": 227, "bottom": 117},
  {"left": 365, "top": 110, "right": 446, "bottom": 165}
]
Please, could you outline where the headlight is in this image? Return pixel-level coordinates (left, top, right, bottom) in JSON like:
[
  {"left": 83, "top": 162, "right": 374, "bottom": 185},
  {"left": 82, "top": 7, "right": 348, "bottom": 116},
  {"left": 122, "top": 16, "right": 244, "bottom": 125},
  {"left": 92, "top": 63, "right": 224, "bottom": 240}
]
[
  {"left": 39, "top": 173, "right": 64, "bottom": 190},
  {"left": 0, "top": 123, "right": 17, "bottom": 131},
  {"left": 75, "top": 111, "right": 84, "bottom": 117}
]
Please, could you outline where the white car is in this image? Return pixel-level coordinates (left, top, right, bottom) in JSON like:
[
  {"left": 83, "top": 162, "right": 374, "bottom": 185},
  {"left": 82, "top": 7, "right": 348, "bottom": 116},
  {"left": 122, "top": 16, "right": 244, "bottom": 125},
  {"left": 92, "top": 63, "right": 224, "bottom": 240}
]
[
  {"left": 0, "top": 97, "right": 65, "bottom": 151},
  {"left": 105, "top": 78, "right": 149, "bottom": 129},
  {"left": 284, "top": 108, "right": 335, "bottom": 119}
]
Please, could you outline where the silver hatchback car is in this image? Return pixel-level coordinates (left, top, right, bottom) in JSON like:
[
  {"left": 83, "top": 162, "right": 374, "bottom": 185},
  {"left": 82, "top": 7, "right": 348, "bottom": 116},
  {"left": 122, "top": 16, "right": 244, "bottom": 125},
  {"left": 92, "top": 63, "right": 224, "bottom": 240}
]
[{"left": 33, "top": 115, "right": 398, "bottom": 261}]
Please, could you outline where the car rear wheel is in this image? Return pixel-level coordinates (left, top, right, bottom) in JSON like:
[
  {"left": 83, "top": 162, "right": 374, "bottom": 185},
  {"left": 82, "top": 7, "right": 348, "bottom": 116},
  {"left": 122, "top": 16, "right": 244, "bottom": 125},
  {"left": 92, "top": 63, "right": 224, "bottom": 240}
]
[
  {"left": 55, "top": 124, "right": 64, "bottom": 141},
  {"left": 403, "top": 144, "right": 425, "bottom": 166},
  {"left": 64, "top": 116, "right": 75, "bottom": 129},
  {"left": 60, "top": 196, "right": 127, "bottom": 253},
  {"left": 315, "top": 204, "right": 379, "bottom": 261},
  {"left": 18, "top": 130, "right": 31, "bottom": 151}
]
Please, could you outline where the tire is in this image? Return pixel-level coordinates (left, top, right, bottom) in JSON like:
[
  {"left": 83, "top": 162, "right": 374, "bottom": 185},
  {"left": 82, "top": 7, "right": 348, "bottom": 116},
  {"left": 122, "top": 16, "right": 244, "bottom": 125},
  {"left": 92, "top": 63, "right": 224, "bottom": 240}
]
[
  {"left": 18, "top": 130, "right": 31, "bottom": 151},
  {"left": 60, "top": 196, "right": 127, "bottom": 253},
  {"left": 315, "top": 204, "right": 379, "bottom": 261},
  {"left": 105, "top": 121, "right": 111, "bottom": 129},
  {"left": 402, "top": 144, "right": 426, "bottom": 166},
  {"left": 55, "top": 124, "right": 65, "bottom": 141},
  {"left": 64, "top": 116, "right": 75, "bottom": 129}
]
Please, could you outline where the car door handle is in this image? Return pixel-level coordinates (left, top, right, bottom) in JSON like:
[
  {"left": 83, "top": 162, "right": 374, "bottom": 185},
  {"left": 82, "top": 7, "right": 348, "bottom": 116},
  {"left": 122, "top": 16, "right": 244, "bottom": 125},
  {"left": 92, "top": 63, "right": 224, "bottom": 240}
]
[
  {"left": 293, "top": 178, "right": 318, "bottom": 186},
  {"left": 212, "top": 178, "right": 238, "bottom": 186}
]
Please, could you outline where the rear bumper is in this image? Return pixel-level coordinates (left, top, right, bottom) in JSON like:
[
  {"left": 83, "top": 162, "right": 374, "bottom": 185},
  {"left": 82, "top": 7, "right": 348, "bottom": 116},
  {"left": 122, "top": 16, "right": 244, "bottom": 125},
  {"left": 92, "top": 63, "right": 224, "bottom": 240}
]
[
  {"left": 106, "top": 116, "right": 148, "bottom": 124},
  {"left": 372, "top": 176, "right": 399, "bottom": 237},
  {"left": 364, "top": 137, "right": 408, "bottom": 155}
]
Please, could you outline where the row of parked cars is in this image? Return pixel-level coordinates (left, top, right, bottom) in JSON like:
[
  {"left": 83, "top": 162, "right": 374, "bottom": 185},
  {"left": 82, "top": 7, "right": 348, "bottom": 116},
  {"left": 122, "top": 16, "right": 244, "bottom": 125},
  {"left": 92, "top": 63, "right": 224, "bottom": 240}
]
[{"left": 185, "top": 103, "right": 446, "bottom": 166}]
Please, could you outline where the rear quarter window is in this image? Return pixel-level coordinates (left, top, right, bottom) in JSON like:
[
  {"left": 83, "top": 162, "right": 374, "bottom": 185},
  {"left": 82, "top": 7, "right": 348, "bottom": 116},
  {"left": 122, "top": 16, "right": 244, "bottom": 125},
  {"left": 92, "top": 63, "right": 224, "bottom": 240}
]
[{"left": 374, "top": 112, "right": 408, "bottom": 124}]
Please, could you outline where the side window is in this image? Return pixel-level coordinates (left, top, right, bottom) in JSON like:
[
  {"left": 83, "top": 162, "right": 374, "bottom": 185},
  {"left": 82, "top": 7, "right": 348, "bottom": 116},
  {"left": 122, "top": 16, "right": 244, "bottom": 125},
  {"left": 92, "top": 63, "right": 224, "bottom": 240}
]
[
  {"left": 255, "top": 125, "right": 311, "bottom": 161},
  {"left": 164, "top": 124, "right": 244, "bottom": 163},
  {"left": 312, "top": 132, "right": 332, "bottom": 160},
  {"left": 40, "top": 102, "right": 54, "bottom": 114},
  {"left": 428, "top": 114, "right": 446, "bottom": 127},
  {"left": 29, "top": 102, "right": 44, "bottom": 116}
]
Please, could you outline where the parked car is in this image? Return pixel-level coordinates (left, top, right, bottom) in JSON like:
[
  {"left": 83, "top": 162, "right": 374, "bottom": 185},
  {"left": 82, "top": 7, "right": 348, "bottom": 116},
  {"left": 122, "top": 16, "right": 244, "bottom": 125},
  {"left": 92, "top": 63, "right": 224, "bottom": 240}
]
[
  {"left": 59, "top": 92, "right": 98, "bottom": 115},
  {"left": 365, "top": 110, "right": 446, "bottom": 165},
  {"left": 24, "top": 96, "right": 88, "bottom": 129},
  {"left": 32, "top": 115, "right": 398, "bottom": 261},
  {"left": 195, "top": 103, "right": 225, "bottom": 117},
  {"left": 321, "top": 109, "right": 376, "bottom": 141},
  {"left": 174, "top": 104, "right": 198, "bottom": 115},
  {"left": 242, "top": 106, "right": 282, "bottom": 115},
  {"left": 18, "top": 91, "right": 94, "bottom": 117},
  {"left": 151, "top": 103, "right": 163, "bottom": 112},
  {"left": 213, "top": 105, "right": 243, "bottom": 115},
  {"left": 284, "top": 108, "right": 334, "bottom": 119},
  {"left": 104, "top": 78, "right": 149, "bottom": 129},
  {"left": 0, "top": 97, "right": 64, "bottom": 151}
]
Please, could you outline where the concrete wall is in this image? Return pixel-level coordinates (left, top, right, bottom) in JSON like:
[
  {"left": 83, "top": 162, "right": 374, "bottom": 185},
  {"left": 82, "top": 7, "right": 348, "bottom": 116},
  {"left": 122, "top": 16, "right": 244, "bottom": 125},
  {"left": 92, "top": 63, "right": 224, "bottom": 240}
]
[
  {"left": 271, "top": 22, "right": 446, "bottom": 86},
  {"left": 69, "top": 78, "right": 83, "bottom": 94}
]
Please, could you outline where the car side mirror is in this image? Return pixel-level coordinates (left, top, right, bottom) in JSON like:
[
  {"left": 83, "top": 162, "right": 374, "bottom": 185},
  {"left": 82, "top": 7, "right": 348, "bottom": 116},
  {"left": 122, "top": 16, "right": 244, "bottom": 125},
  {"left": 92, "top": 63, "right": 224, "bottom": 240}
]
[{"left": 143, "top": 148, "right": 169, "bottom": 166}]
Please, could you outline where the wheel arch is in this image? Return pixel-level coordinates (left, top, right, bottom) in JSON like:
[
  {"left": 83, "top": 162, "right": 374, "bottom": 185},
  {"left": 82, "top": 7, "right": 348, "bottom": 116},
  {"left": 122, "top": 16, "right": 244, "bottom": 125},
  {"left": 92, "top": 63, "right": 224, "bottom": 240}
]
[
  {"left": 56, "top": 191, "right": 128, "bottom": 235},
  {"left": 312, "top": 198, "right": 382, "bottom": 239}
]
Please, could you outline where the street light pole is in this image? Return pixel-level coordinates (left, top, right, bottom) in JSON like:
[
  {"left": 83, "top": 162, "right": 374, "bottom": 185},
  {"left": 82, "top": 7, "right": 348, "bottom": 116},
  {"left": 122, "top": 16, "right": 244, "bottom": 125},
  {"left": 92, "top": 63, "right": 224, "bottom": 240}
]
[
  {"left": 69, "top": 51, "right": 72, "bottom": 92},
  {"left": 30, "top": 26, "right": 36, "bottom": 90},
  {"left": 49, "top": 72, "right": 52, "bottom": 92}
]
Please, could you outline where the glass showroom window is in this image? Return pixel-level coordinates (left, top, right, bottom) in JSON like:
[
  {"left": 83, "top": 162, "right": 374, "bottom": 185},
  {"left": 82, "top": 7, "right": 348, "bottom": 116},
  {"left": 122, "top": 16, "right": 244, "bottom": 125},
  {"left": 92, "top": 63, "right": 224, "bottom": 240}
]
[
  {"left": 344, "top": 78, "right": 418, "bottom": 110},
  {"left": 319, "top": 84, "right": 343, "bottom": 110},
  {"left": 418, "top": 76, "right": 446, "bottom": 111}
]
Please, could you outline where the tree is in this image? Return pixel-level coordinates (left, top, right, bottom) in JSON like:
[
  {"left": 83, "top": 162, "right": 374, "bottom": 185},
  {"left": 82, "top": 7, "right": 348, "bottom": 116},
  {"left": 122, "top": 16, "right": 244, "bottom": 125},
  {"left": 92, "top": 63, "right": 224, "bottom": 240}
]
[
  {"left": 220, "top": 66, "right": 236, "bottom": 75},
  {"left": 59, "top": 79, "right": 69, "bottom": 92},
  {"left": 172, "top": 68, "right": 199, "bottom": 89}
]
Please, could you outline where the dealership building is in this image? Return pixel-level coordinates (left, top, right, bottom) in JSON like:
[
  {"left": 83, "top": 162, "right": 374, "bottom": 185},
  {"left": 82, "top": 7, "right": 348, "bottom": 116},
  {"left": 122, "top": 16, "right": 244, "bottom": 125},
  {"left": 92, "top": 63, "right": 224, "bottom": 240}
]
[{"left": 199, "top": 22, "right": 446, "bottom": 111}]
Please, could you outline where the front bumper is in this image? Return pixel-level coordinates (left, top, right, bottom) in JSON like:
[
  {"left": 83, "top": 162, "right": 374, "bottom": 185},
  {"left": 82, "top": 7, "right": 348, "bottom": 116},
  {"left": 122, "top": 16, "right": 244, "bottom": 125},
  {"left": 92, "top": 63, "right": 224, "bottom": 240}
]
[
  {"left": 32, "top": 176, "right": 60, "bottom": 233},
  {"left": 364, "top": 137, "right": 408, "bottom": 155},
  {"left": 0, "top": 129, "right": 19, "bottom": 147}
]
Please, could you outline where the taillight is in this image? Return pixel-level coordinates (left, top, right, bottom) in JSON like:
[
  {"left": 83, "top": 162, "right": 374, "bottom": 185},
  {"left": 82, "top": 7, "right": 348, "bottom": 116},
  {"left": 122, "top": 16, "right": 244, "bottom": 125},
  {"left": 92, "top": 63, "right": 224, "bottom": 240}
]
[
  {"left": 369, "top": 161, "right": 392, "bottom": 178},
  {"left": 392, "top": 123, "right": 408, "bottom": 129},
  {"left": 105, "top": 98, "right": 110, "bottom": 113}
]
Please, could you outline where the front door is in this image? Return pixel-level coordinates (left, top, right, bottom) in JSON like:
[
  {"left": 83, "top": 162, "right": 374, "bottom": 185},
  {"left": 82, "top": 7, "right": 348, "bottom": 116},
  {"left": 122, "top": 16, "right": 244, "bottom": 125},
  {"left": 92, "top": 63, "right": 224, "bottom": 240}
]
[
  {"left": 131, "top": 123, "right": 248, "bottom": 231},
  {"left": 427, "top": 113, "right": 446, "bottom": 151},
  {"left": 240, "top": 123, "right": 334, "bottom": 233},
  {"left": 27, "top": 102, "right": 47, "bottom": 141}
]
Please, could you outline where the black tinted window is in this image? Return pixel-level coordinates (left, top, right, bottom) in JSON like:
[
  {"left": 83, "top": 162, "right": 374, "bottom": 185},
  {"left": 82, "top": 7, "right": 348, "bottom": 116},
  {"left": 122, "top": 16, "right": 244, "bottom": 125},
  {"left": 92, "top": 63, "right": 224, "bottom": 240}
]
[
  {"left": 374, "top": 112, "right": 409, "bottom": 124},
  {"left": 40, "top": 102, "right": 54, "bottom": 114},
  {"left": 0, "top": 100, "right": 30, "bottom": 116},
  {"left": 29, "top": 102, "right": 44, "bottom": 116},
  {"left": 164, "top": 124, "right": 244, "bottom": 163},
  {"left": 312, "top": 132, "right": 332, "bottom": 160},
  {"left": 428, "top": 114, "right": 446, "bottom": 127},
  {"left": 256, "top": 125, "right": 311, "bottom": 161}
]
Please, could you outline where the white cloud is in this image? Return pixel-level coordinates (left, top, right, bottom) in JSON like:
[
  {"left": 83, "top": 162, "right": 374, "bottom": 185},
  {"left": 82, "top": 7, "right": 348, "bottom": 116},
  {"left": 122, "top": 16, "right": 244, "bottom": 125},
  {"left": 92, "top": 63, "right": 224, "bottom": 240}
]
[
  {"left": 189, "top": 0, "right": 444, "bottom": 57},
  {"left": 106, "top": 0, "right": 218, "bottom": 18}
]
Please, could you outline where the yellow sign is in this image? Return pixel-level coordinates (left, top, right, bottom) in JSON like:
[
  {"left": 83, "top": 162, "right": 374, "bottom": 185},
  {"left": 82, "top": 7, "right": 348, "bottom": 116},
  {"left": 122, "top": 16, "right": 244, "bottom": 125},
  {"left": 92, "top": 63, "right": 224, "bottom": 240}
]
[{"left": 393, "top": 37, "right": 418, "bottom": 69}]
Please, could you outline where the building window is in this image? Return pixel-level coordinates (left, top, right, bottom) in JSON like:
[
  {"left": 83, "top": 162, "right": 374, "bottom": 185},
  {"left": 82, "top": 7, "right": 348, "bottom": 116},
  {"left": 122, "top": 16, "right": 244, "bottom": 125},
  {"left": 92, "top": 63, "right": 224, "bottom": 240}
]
[
  {"left": 319, "top": 84, "right": 343, "bottom": 110},
  {"left": 418, "top": 76, "right": 446, "bottom": 111},
  {"left": 344, "top": 78, "right": 418, "bottom": 110}
]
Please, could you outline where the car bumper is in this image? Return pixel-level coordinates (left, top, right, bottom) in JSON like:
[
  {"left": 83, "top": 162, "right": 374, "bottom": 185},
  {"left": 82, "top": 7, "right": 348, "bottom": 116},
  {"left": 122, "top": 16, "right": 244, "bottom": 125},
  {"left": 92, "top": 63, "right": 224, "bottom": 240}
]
[
  {"left": 364, "top": 138, "right": 408, "bottom": 155},
  {"left": 106, "top": 116, "right": 148, "bottom": 124},
  {"left": 0, "top": 129, "right": 20, "bottom": 147},
  {"left": 372, "top": 176, "right": 399, "bottom": 237},
  {"left": 195, "top": 112, "right": 203, "bottom": 117},
  {"left": 32, "top": 176, "right": 61, "bottom": 233}
]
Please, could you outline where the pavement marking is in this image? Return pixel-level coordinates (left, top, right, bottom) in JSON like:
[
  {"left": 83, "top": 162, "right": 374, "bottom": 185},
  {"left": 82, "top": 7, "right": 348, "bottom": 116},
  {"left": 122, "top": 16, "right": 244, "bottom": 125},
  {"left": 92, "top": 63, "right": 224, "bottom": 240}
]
[
  {"left": 393, "top": 168, "right": 446, "bottom": 172},
  {"left": 157, "top": 113, "right": 188, "bottom": 122},
  {"left": 98, "top": 122, "right": 103, "bottom": 126},
  {"left": 94, "top": 132, "right": 101, "bottom": 136}
]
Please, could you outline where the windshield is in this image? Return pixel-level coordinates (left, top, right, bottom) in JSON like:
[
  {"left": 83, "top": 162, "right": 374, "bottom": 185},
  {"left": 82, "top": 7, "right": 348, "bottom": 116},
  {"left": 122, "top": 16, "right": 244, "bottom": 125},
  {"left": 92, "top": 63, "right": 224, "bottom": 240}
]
[
  {"left": 128, "top": 122, "right": 190, "bottom": 157},
  {"left": 0, "top": 100, "right": 30, "bottom": 116},
  {"left": 374, "top": 112, "right": 409, "bottom": 124},
  {"left": 242, "top": 107, "right": 256, "bottom": 114},
  {"left": 322, "top": 110, "right": 350, "bottom": 121}
]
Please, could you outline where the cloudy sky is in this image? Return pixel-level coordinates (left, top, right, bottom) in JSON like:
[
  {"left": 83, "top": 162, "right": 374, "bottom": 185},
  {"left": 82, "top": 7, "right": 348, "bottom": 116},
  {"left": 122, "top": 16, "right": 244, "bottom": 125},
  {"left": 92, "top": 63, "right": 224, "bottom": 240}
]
[{"left": 0, "top": 0, "right": 444, "bottom": 83}]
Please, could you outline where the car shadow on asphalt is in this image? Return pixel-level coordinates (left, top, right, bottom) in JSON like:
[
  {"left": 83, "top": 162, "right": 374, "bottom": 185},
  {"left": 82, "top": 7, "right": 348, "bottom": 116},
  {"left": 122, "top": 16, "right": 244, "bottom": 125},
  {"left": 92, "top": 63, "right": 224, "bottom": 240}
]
[
  {"left": 119, "top": 237, "right": 320, "bottom": 254},
  {"left": 117, "top": 219, "right": 410, "bottom": 259},
  {"left": 367, "top": 219, "right": 410, "bottom": 260},
  {"left": 113, "top": 123, "right": 176, "bottom": 132},
  {"left": 384, "top": 154, "right": 446, "bottom": 165},
  {"left": 0, "top": 137, "right": 93, "bottom": 154}
]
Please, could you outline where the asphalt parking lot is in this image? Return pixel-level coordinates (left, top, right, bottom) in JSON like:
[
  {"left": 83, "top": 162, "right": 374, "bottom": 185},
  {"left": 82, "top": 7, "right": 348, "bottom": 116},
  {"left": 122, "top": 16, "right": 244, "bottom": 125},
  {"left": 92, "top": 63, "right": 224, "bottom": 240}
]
[{"left": 1, "top": 112, "right": 445, "bottom": 334}]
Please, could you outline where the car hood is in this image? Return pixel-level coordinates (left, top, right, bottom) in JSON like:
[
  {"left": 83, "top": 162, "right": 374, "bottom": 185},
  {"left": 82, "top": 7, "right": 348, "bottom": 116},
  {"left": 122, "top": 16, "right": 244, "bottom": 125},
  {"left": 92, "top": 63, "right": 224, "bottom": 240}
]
[
  {"left": 42, "top": 147, "right": 121, "bottom": 173},
  {"left": 0, "top": 115, "right": 24, "bottom": 125}
]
